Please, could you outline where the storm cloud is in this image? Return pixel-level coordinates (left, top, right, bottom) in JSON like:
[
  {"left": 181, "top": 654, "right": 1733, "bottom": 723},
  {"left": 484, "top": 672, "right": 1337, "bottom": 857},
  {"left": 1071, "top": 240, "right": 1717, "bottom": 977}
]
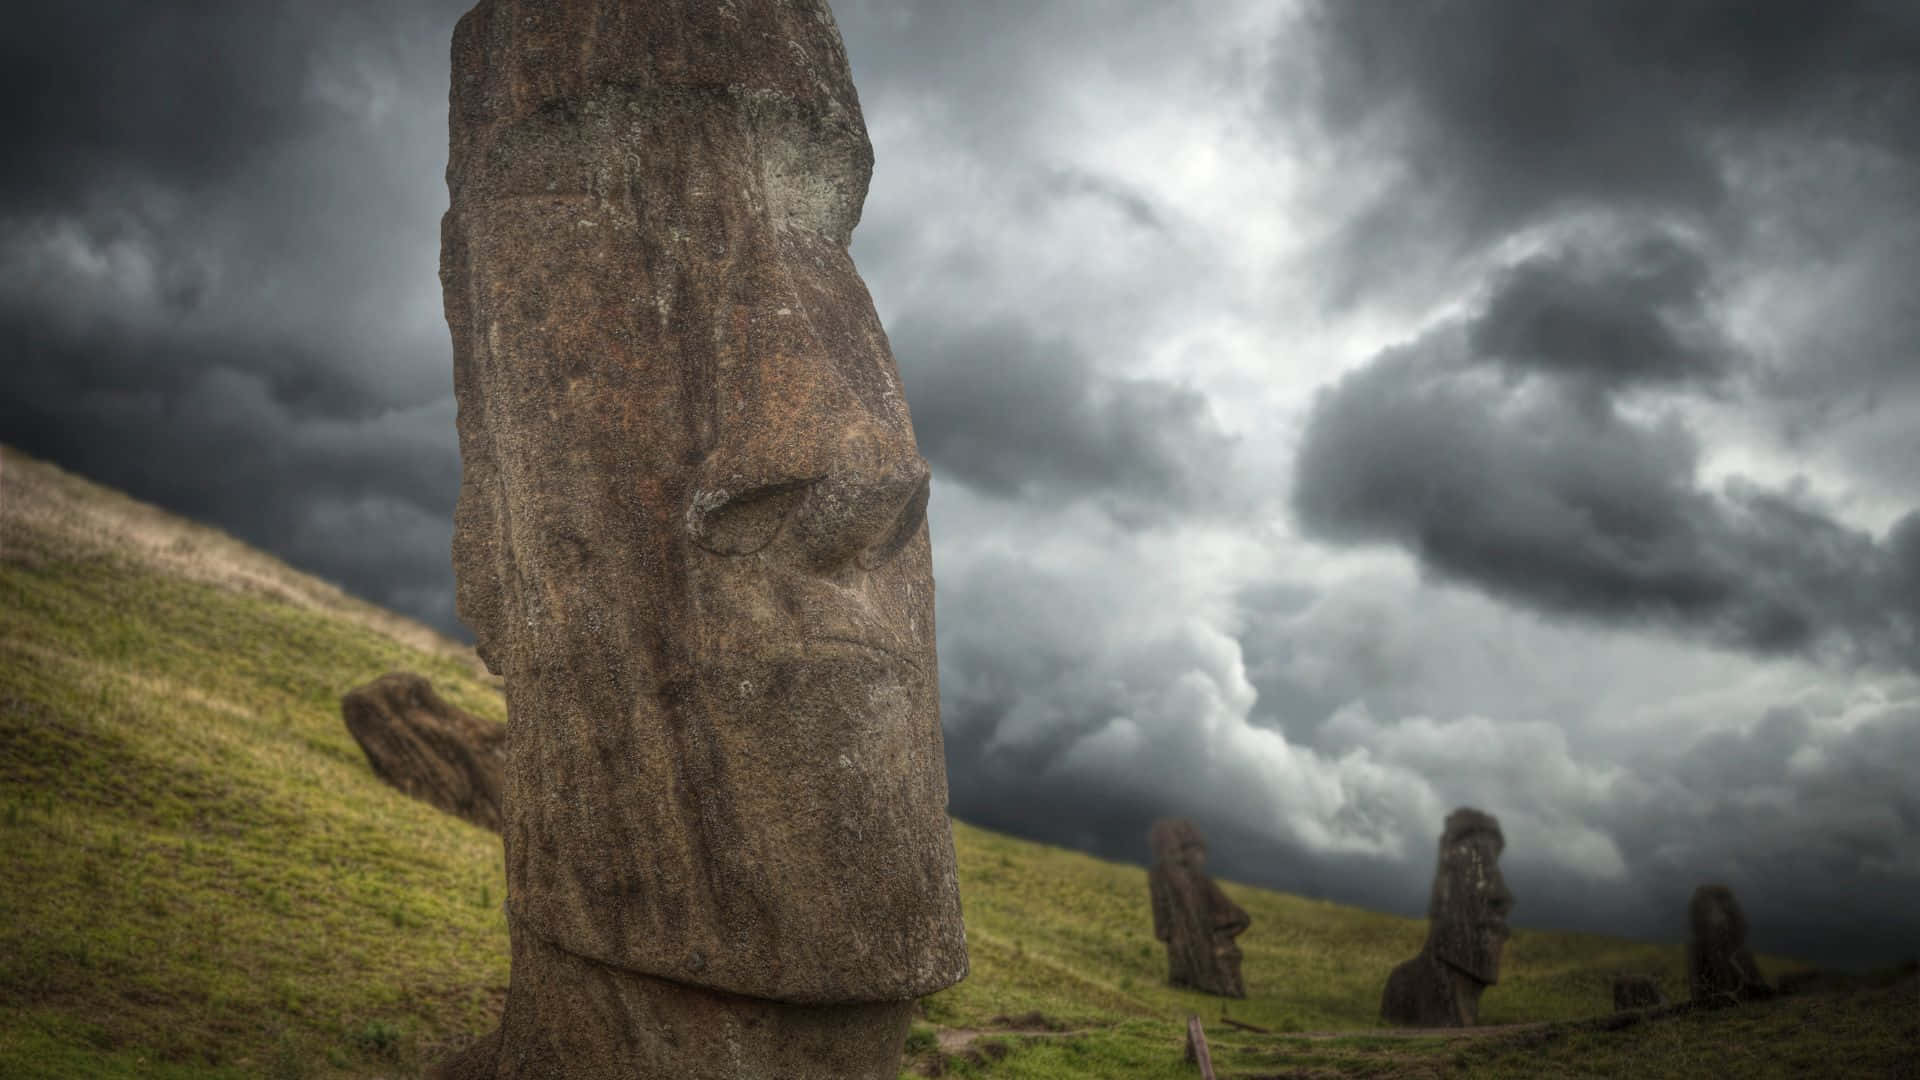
[
  {"left": 1, "top": 0, "right": 469, "bottom": 623},
  {"left": 1301, "top": 0, "right": 1920, "bottom": 247},
  {"left": 896, "top": 316, "right": 1235, "bottom": 519},
  {"left": 1469, "top": 232, "right": 1734, "bottom": 390},
  {"left": 1291, "top": 248, "right": 1918, "bottom": 668}
]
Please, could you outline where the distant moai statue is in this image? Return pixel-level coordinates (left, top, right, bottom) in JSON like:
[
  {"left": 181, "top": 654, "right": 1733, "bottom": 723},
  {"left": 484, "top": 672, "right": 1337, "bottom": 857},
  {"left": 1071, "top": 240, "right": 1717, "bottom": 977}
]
[
  {"left": 1610, "top": 973, "right": 1666, "bottom": 1011},
  {"left": 340, "top": 671, "right": 506, "bottom": 832},
  {"left": 1380, "top": 808, "right": 1515, "bottom": 1027},
  {"left": 1687, "top": 884, "right": 1771, "bottom": 1005},
  {"left": 429, "top": 0, "right": 968, "bottom": 1076},
  {"left": 1148, "top": 819, "right": 1252, "bottom": 997}
]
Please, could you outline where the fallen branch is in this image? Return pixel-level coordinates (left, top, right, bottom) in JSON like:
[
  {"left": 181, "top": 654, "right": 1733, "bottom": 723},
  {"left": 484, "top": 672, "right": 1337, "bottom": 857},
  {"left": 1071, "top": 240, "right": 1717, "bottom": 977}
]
[
  {"left": 1185, "top": 1015, "right": 1217, "bottom": 1079},
  {"left": 1219, "top": 1014, "right": 1272, "bottom": 1034}
]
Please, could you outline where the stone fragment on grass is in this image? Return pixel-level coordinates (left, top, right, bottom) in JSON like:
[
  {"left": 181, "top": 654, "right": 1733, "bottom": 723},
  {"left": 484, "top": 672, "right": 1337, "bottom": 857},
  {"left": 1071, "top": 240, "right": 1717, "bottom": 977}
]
[
  {"left": 340, "top": 671, "right": 504, "bottom": 832},
  {"left": 1380, "top": 807, "right": 1515, "bottom": 1027}
]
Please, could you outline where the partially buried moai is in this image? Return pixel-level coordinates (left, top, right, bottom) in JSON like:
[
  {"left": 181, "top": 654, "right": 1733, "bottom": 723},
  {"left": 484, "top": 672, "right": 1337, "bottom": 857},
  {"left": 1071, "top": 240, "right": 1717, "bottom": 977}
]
[
  {"left": 1148, "top": 819, "right": 1252, "bottom": 997},
  {"left": 1380, "top": 808, "right": 1515, "bottom": 1027},
  {"left": 430, "top": 2, "right": 967, "bottom": 1077},
  {"left": 1687, "top": 884, "right": 1770, "bottom": 1006}
]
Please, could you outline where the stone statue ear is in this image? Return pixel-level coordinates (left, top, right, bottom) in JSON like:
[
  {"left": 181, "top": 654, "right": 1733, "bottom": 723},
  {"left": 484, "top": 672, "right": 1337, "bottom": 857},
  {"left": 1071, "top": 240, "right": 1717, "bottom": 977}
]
[
  {"left": 452, "top": 452, "right": 508, "bottom": 675},
  {"left": 443, "top": 203, "right": 505, "bottom": 673}
]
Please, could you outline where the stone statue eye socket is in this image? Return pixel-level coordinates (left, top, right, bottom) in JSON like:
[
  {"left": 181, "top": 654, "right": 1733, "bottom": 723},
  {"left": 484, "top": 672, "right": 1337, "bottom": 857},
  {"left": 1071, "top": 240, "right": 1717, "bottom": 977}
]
[
  {"left": 855, "top": 473, "right": 930, "bottom": 571},
  {"left": 690, "top": 480, "right": 811, "bottom": 556}
]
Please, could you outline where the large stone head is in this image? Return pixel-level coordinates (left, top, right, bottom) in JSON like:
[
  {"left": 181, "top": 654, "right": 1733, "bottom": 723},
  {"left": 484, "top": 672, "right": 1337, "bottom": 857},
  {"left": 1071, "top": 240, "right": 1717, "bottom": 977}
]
[
  {"left": 1689, "top": 884, "right": 1749, "bottom": 949},
  {"left": 1150, "top": 818, "right": 1208, "bottom": 872},
  {"left": 1426, "top": 807, "right": 1514, "bottom": 985},
  {"left": 443, "top": 0, "right": 965, "bottom": 1005}
]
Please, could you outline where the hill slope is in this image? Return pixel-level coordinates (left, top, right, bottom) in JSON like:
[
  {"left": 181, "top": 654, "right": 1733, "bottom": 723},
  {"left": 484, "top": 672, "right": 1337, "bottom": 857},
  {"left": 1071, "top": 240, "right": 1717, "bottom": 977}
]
[{"left": 2, "top": 446, "right": 1911, "bottom": 1079}]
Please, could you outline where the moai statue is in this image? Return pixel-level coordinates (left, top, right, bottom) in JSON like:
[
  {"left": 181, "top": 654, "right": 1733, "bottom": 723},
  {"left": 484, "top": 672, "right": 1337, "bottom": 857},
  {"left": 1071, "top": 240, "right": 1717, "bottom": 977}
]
[
  {"left": 430, "top": 2, "right": 967, "bottom": 1077},
  {"left": 1380, "top": 808, "right": 1515, "bottom": 1027},
  {"left": 1148, "top": 819, "right": 1252, "bottom": 997},
  {"left": 341, "top": 671, "right": 506, "bottom": 832},
  {"left": 1687, "top": 884, "right": 1771, "bottom": 1006}
]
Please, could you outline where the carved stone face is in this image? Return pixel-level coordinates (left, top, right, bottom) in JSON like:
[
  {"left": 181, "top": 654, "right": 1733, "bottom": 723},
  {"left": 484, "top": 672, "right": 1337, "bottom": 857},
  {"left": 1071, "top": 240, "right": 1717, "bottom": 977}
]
[
  {"left": 1427, "top": 812, "right": 1514, "bottom": 985},
  {"left": 444, "top": 0, "right": 965, "bottom": 1006}
]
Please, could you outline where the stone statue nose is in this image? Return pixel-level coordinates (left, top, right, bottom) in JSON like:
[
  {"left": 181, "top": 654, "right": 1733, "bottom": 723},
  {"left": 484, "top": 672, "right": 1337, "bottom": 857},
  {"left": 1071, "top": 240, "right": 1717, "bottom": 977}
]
[
  {"left": 1486, "top": 878, "right": 1514, "bottom": 917},
  {"left": 687, "top": 314, "right": 930, "bottom": 574},
  {"left": 688, "top": 433, "right": 930, "bottom": 575},
  {"left": 788, "top": 453, "right": 931, "bottom": 575}
]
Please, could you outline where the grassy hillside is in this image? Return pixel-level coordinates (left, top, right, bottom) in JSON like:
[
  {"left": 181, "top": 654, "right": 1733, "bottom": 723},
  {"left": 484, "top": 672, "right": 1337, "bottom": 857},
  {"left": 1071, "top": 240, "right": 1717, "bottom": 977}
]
[{"left": 3, "top": 446, "right": 1912, "bottom": 1079}]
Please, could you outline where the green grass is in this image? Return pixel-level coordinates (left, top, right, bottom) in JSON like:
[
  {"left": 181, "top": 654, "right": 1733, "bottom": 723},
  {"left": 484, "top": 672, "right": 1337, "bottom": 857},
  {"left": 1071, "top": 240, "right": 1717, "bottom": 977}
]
[{"left": 3, "top": 445, "right": 1912, "bottom": 1078}]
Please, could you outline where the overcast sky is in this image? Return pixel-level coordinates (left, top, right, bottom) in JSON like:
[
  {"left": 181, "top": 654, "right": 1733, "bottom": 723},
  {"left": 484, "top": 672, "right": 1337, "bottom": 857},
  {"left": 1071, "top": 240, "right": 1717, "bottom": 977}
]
[{"left": 5, "top": 0, "right": 1918, "bottom": 972}]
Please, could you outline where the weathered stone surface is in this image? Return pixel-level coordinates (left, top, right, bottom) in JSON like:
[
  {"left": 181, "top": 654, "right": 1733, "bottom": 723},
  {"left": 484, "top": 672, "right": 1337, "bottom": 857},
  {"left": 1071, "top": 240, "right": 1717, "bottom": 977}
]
[
  {"left": 1148, "top": 819, "right": 1251, "bottom": 997},
  {"left": 340, "top": 671, "right": 505, "bottom": 832},
  {"left": 429, "top": 933, "right": 913, "bottom": 1080},
  {"left": 1687, "top": 884, "right": 1771, "bottom": 1005},
  {"left": 1381, "top": 807, "right": 1515, "bottom": 1027},
  {"left": 435, "top": 0, "right": 966, "bottom": 1074},
  {"left": 1611, "top": 973, "right": 1667, "bottom": 1011}
]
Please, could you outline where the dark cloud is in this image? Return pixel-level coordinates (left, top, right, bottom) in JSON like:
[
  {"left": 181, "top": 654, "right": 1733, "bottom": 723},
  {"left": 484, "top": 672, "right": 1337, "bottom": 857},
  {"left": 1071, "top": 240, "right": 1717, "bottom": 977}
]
[
  {"left": 1232, "top": 582, "right": 1344, "bottom": 743},
  {"left": 836, "top": 0, "right": 1173, "bottom": 154},
  {"left": 1602, "top": 697, "right": 1920, "bottom": 969},
  {"left": 1292, "top": 322, "right": 1917, "bottom": 667},
  {"left": 0, "top": 2, "right": 472, "bottom": 211},
  {"left": 1301, "top": 0, "right": 1920, "bottom": 246},
  {"left": 895, "top": 316, "right": 1234, "bottom": 521},
  {"left": 1, "top": 347, "right": 460, "bottom": 635},
  {"left": 0, "top": 0, "right": 469, "bottom": 633},
  {"left": 1, "top": 3, "right": 317, "bottom": 209},
  {"left": 930, "top": 554, "right": 1438, "bottom": 913},
  {"left": 1470, "top": 231, "right": 1734, "bottom": 390},
  {"left": 935, "top": 552, "right": 1920, "bottom": 969},
  {"left": 1038, "top": 168, "right": 1168, "bottom": 234},
  {"left": 1294, "top": 0, "right": 1920, "bottom": 523}
]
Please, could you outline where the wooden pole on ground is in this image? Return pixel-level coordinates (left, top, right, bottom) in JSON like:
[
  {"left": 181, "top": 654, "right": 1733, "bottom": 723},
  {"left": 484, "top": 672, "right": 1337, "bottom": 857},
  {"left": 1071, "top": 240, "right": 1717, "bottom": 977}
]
[{"left": 1184, "top": 1015, "right": 1216, "bottom": 1079}]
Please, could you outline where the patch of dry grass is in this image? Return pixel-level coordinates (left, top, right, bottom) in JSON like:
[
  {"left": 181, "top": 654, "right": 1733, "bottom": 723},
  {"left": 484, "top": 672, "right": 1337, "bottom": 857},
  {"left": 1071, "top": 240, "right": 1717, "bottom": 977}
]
[{"left": 1, "top": 446, "right": 490, "bottom": 685}]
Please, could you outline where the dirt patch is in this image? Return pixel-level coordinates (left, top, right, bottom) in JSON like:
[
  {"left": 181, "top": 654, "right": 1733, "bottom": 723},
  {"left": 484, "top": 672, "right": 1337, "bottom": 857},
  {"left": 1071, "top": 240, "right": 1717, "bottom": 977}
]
[
  {"left": 935, "top": 1025, "right": 1090, "bottom": 1054},
  {"left": 914, "top": 1019, "right": 1096, "bottom": 1076},
  {"left": 988, "top": 1010, "right": 1068, "bottom": 1031},
  {"left": 1288, "top": 1021, "right": 1550, "bottom": 1040}
]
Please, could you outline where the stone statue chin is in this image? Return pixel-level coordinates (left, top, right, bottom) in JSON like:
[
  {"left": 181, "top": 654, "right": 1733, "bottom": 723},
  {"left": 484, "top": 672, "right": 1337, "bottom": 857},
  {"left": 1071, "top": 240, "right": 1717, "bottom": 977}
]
[
  {"left": 432, "top": 1, "right": 967, "bottom": 1076},
  {"left": 1380, "top": 808, "right": 1514, "bottom": 1027}
]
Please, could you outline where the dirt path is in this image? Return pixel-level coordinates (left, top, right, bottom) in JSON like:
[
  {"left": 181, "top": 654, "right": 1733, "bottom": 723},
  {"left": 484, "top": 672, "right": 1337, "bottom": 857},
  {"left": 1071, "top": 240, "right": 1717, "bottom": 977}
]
[
  {"left": 932, "top": 1016, "right": 1556, "bottom": 1055},
  {"left": 935, "top": 1026, "right": 1096, "bottom": 1054},
  {"left": 1283, "top": 1021, "right": 1549, "bottom": 1040}
]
